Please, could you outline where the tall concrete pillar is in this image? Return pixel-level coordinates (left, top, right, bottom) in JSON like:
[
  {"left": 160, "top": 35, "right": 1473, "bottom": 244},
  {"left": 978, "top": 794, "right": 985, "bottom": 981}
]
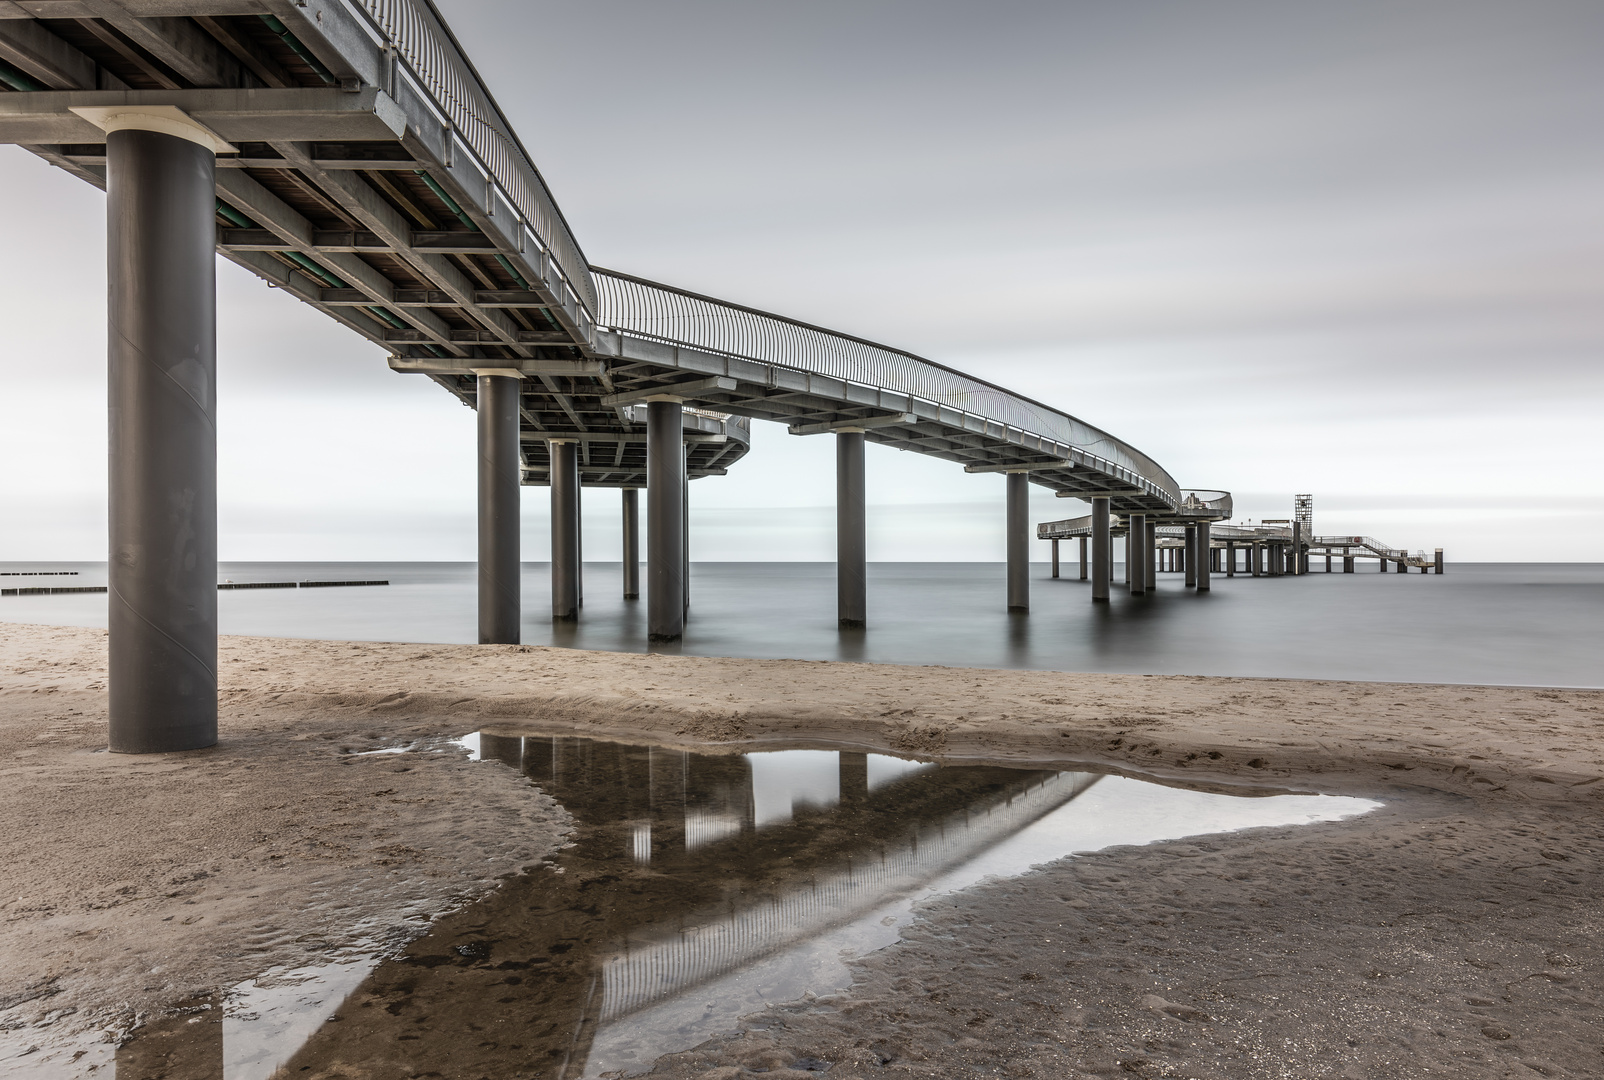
[
  {"left": 682, "top": 444, "right": 691, "bottom": 615},
  {"left": 107, "top": 126, "right": 218, "bottom": 753},
  {"left": 476, "top": 374, "right": 522, "bottom": 644},
  {"left": 1006, "top": 473, "right": 1030, "bottom": 611},
  {"left": 1435, "top": 548, "right": 1444, "bottom": 575},
  {"left": 621, "top": 488, "right": 640, "bottom": 599},
  {"left": 1396, "top": 557, "right": 1408, "bottom": 574},
  {"left": 1184, "top": 526, "right": 1197, "bottom": 588},
  {"left": 1196, "top": 522, "right": 1211, "bottom": 592},
  {"left": 1051, "top": 539, "right": 1060, "bottom": 578},
  {"left": 1145, "top": 519, "right": 1157, "bottom": 591},
  {"left": 1128, "top": 513, "right": 1146, "bottom": 595},
  {"left": 549, "top": 439, "right": 579, "bottom": 621},
  {"left": 647, "top": 399, "right": 685, "bottom": 640},
  {"left": 837, "top": 430, "right": 867, "bottom": 627},
  {"left": 1226, "top": 541, "right": 1235, "bottom": 577},
  {"left": 1079, "top": 537, "right": 1088, "bottom": 580},
  {"left": 1090, "top": 497, "right": 1110, "bottom": 602}
]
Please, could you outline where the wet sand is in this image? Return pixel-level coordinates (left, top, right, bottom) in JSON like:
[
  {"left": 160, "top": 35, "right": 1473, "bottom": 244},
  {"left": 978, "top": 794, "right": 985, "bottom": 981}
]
[{"left": 2, "top": 621, "right": 1601, "bottom": 1075}]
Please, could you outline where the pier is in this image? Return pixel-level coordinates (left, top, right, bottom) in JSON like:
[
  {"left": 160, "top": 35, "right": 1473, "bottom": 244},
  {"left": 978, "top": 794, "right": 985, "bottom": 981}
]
[{"left": 0, "top": 4, "right": 1439, "bottom": 752}]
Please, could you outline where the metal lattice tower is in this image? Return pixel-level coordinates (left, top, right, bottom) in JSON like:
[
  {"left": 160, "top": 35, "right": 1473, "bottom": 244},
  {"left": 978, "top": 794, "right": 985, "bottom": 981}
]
[{"left": 1294, "top": 494, "right": 1313, "bottom": 537}]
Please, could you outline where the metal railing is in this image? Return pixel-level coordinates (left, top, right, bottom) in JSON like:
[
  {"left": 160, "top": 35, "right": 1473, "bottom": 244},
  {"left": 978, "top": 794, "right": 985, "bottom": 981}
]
[
  {"left": 592, "top": 269, "right": 1182, "bottom": 505},
  {"left": 1179, "top": 490, "right": 1233, "bottom": 518},
  {"left": 1311, "top": 535, "right": 1407, "bottom": 558},
  {"left": 348, "top": 0, "right": 596, "bottom": 316}
]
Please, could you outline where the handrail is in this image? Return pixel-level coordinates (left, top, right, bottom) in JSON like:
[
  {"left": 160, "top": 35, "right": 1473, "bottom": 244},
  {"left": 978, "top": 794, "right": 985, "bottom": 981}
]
[
  {"left": 591, "top": 268, "right": 1182, "bottom": 504},
  {"left": 347, "top": 0, "right": 596, "bottom": 317}
]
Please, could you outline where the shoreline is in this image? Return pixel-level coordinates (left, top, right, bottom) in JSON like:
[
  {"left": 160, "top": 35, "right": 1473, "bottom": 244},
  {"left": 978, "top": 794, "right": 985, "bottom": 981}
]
[{"left": 2, "top": 621, "right": 1601, "bottom": 1074}]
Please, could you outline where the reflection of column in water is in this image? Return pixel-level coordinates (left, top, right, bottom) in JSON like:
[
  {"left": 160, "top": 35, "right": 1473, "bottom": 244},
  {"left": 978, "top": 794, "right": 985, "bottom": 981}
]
[
  {"left": 116, "top": 993, "right": 222, "bottom": 1078},
  {"left": 648, "top": 746, "right": 688, "bottom": 860},
  {"left": 478, "top": 732, "right": 523, "bottom": 770},
  {"left": 839, "top": 752, "right": 869, "bottom": 804},
  {"left": 683, "top": 752, "right": 751, "bottom": 851}
]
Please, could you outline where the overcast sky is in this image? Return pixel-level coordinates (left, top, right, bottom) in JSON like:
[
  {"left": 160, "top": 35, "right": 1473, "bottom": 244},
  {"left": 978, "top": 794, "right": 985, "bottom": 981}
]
[{"left": 2, "top": 0, "right": 1600, "bottom": 561}]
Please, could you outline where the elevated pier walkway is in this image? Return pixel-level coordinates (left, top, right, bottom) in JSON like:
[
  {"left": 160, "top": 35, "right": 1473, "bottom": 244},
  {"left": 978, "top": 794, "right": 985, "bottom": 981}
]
[{"left": 1, "top": 0, "right": 1234, "bottom": 751}]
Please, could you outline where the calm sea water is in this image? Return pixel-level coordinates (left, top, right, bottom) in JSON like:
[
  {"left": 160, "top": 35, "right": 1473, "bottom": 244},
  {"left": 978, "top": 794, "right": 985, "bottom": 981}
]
[{"left": 2, "top": 561, "right": 1600, "bottom": 687}]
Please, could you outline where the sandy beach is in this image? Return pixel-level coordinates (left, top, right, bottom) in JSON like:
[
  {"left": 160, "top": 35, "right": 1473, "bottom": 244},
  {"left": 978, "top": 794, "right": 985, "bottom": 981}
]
[{"left": 2, "top": 620, "right": 1601, "bottom": 1076}]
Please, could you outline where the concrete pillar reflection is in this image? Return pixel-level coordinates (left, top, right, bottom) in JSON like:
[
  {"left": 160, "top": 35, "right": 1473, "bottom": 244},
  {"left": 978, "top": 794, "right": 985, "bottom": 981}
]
[
  {"left": 107, "top": 126, "right": 219, "bottom": 752},
  {"left": 839, "top": 751, "right": 869, "bottom": 804}
]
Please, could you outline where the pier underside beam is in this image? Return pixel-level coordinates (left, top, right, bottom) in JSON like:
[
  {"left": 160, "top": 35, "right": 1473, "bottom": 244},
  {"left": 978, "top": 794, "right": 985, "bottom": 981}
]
[
  {"left": 107, "top": 127, "right": 218, "bottom": 754},
  {"left": 837, "top": 430, "right": 867, "bottom": 627},
  {"left": 648, "top": 400, "right": 686, "bottom": 641},
  {"left": 477, "top": 374, "right": 522, "bottom": 644},
  {"left": 1007, "top": 472, "right": 1029, "bottom": 611}
]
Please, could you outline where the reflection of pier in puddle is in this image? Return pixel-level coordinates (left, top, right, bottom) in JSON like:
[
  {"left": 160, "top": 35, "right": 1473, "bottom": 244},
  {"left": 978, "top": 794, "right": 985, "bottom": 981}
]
[
  {"left": 276, "top": 736, "right": 1101, "bottom": 1079},
  {"left": 105, "top": 734, "right": 1375, "bottom": 1080}
]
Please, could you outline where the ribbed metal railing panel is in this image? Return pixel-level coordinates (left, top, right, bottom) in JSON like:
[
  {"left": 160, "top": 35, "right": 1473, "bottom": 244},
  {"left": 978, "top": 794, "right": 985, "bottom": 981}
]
[
  {"left": 596, "top": 772, "right": 1099, "bottom": 1023},
  {"left": 592, "top": 270, "right": 1182, "bottom": 505},
  {"left": 348, "top": 0, "right": 596, "bottom": 316}
]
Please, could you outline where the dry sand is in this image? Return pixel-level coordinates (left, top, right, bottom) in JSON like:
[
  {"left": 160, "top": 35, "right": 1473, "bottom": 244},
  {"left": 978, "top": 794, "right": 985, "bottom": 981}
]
[{"left": 2, "top": 621, "right": 1601, "bottom": 1076}]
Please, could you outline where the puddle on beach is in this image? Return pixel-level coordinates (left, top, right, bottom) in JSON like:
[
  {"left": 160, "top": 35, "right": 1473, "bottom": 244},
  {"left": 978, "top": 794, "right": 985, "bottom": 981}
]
[{"left": 23, "top": 734, "right": 1377, "bottom": 1078}]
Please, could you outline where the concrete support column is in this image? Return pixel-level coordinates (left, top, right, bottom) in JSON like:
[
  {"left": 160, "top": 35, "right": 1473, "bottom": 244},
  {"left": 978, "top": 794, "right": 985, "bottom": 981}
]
[
  {"left": 1128, "top": 514, "right": 1146, "bottom": 595},
  {"left": 549, "top": 439, "right": 579, "bottom": 621},
  {"left": 1184, "top": 526, "right": 1197, "bottom": 588},
  {"left": 1435, "top": 548, "right": 1444, "bottom": 575},
  {"left": 1145, "top": 519, "right": 1157, "bottom": 592},
  {"left": 1079, "top": 537, "right": 1088, "bottom": 580},
  {"left": 1397, "top": 558, "right": 1408, "bottom": 574},
  {"left": 1051, "top": 539, "right": 1060, "bottom": 578},
  {"left": 1091, "top": 497, "right": 1111, "bottom": 602},
  {"left": 1006, "top": 472, "right": 1030, "bottom": 611},
  {"left": 107, "top": 126, "right": 218, "bottom": 753},
  {"left": 621, "top": 488, "right": 640, "bottom": 599},
  {"left": 477, "top": 375, "right": 522, "bottom": 644},
  {"left": 682, "top": 445, "right": 691, "bottom": 615},
  {"left": 647, "top": 400, "right": 686, "bottom": 640},
  {"left": 837, "top": 430, "right": 867, "bottom": 627},
  {"left": 1226, "top": 541, "right": 1235, "bottom": 577},
  {"left": 1196, "top": 522, "right": 1211, "bottom": 592}
]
